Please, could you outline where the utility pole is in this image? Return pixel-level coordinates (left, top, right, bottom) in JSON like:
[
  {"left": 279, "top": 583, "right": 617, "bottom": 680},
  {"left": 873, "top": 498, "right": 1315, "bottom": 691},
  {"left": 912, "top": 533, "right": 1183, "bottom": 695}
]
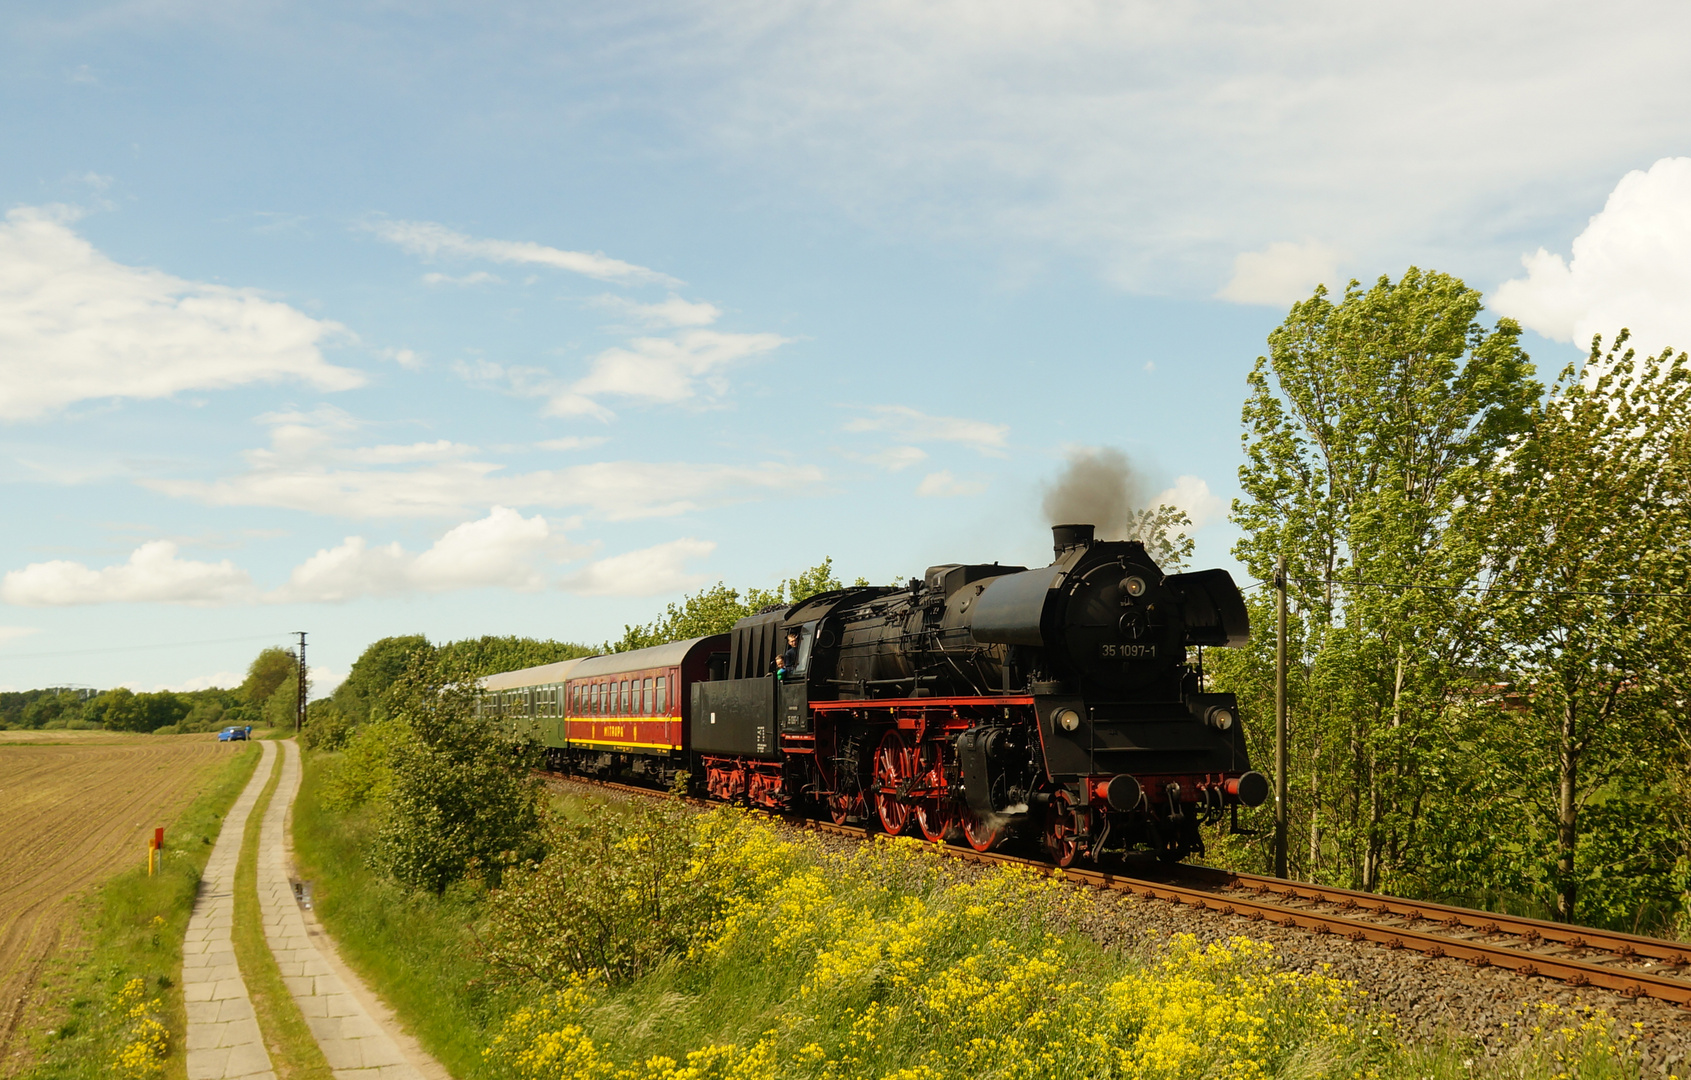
[
  {"left": 1274, "top": 553, "right": 1289, "bottom": 879},
  {"left": 295, "top": 631, "right": 308, "bottom": 735}
]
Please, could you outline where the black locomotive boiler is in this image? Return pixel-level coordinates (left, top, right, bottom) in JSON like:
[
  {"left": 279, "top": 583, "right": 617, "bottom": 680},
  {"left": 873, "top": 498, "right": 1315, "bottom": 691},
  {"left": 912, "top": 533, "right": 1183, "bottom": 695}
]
[{"left": 486, "top": 523, "right": 1269, "bottom": 865}]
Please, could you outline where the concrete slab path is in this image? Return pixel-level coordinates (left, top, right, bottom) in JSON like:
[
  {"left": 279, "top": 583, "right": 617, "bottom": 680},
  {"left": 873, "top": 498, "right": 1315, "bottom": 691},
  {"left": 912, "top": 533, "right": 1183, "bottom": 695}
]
[
  {"left": 182, "top": 740, "right": 277, "bottom": 1080},
  {"left": 258, "top": 740, "right": 440, "bottom": 1080}
]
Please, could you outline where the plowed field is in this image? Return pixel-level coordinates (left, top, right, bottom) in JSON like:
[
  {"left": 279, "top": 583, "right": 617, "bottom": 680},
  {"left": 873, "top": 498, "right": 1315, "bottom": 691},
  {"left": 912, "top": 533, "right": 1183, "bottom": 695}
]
[{"left": 0, "top": 734, "right": 236, "bottom": 1061}]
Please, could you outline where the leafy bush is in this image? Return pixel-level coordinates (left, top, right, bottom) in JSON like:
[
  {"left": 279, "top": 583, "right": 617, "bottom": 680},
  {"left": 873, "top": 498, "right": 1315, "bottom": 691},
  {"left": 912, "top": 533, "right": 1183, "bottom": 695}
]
[
  {"left": 301, "top": 701, "right": 357, "bottom": 751},
  {"left": 318, "top": 718, "right": 403, "bottom": 811},
  {"left": 370, "top": 654, "right": 543, "bottom": 893},
  {"left": 479, "top": 794, "right": 802, "bottom": 986}
]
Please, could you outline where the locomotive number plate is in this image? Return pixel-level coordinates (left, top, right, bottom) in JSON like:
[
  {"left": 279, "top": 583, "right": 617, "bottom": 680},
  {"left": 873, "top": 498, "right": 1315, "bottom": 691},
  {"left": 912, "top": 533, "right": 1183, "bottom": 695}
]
[{"left": 1100, "top": 643, "right": 1157, "bottom": 659}]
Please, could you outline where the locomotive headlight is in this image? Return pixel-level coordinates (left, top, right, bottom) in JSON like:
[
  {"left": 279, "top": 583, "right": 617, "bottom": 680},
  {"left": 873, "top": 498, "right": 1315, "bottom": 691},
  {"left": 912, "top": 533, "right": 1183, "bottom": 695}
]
[
  {"left": 1122, "top": 575, "right": 1148, "bottom": 598},
  {"left": 1054, "top": 708, "right": 1081, "bottom": 732},
  {"left": 1205, "top": 706, "right": 1235, "bottom": 731}
]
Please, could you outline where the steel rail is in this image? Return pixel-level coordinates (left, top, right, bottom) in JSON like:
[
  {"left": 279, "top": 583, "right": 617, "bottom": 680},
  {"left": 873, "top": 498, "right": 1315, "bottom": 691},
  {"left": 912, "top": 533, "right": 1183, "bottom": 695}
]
[
  {"left": 1188, "top": 866, "right": 1691, "bottom": 967},
  {"left": 541, "top": 772, "right": 1691, "bottom": 1008}
]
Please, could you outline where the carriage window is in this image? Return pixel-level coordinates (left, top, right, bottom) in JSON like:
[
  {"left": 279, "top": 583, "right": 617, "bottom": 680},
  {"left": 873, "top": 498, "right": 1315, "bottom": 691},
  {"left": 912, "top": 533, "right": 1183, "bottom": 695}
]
[
  {"left": 643, "top": 678, "right": 654, "bottom": 715},
  {"left": 656, "top": 676, "right": 667, "bottom": 715},
  {"left": 591, "top": 683, "right": 600, "bottom": 715},
  {"left": 619, "top": 680, "right": 629, "bottom": 713}
]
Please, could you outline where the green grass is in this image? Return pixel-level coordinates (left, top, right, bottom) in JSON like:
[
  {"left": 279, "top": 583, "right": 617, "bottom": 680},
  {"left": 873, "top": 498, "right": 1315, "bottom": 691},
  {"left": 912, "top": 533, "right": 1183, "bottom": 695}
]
[
  {"left": 18, "top": 744, "right": 260, "bottom": 1080},
  {"left": 232, "top": 748, "right": 333, "bottom": 1080},
  {"left": 289, "top": 749, "right": 518, "bottom": 1079}
]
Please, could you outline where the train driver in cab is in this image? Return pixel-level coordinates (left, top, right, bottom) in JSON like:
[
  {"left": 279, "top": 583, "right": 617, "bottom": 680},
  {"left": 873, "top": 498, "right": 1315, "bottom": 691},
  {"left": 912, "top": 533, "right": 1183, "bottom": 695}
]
[{"left": 775, "top": 628, "right": 801, "bottom": 681}]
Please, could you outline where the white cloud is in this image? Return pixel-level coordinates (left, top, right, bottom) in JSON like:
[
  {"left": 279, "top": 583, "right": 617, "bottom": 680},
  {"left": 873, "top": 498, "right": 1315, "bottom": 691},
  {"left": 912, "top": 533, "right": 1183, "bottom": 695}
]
[
  {"left": 1, "top": 509, "right": 588, "bottom": 607},
  {"left": 371, "top": 219, "right": 680, "bottom": 287},
  {"left": 146, "top": 409, "right": 823, "bottom": 520},
  {"left": 562, "top": 2, "right": 1691, "bottom": 292},
  {"left": 308, "top": 667, "right": 348, "bottom": 699},
  {"left": 0, "top": 206, "right": 363, "bottom": 420},
  {"left": 422, "top": 271, "right": 500, "bottom": 286},
  {"left": 594, "top": 294, "right": 722, "bottom": 328},
  {"left": 1150, "top": 475, "right": 1228, "bottom": 531},
  {"left": 536, "top": 436, "right": 610, "bottom": 451},
  {"left": 1217, "top": 241, "right": 1345, "bottom": 307},
  {"left": 853, "top": 445, "right": 928, "bottom": 471},
  {"left": 560, "top": 538, "right": 716, "bottom": 596},
  {"left": 1493, "top": 158, "right": 1691, "bottom": 360},
  {"left": 2, "top": 541, "right": 256, "bottom": 606},
  {"left": 269, "top": 507, "right": 555, "bottom": 602},
  {"left": 548, "top": 329, "right": 792, "bottom": 418},
  {"left": 916, "top": 470, "right": 985, "bottom": 497},
  {"left": 138, "top": 671, "right": 247, "bottom": 693},
  {"left": 0, "top": 626, "right": 40, "bottom": 646},
  {"left": 843, "top": 405, "right": 1008, "bottom": 455}
]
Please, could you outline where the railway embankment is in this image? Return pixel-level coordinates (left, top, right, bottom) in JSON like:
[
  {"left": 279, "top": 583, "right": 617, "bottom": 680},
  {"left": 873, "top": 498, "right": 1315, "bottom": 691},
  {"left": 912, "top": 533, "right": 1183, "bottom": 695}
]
[
  {"left": 280, "top": 744, "right": 1662, "bottom": 1079},
  {"left": 553, "top": 772, "right": 1691, "bottom": 1076}
]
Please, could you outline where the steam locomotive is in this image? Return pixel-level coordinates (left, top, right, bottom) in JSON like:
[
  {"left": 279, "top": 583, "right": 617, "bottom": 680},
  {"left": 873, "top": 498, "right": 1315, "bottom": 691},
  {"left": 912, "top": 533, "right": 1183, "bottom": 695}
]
[{"left": 481, "top": 523, "right": 1268, "bottom": 865}]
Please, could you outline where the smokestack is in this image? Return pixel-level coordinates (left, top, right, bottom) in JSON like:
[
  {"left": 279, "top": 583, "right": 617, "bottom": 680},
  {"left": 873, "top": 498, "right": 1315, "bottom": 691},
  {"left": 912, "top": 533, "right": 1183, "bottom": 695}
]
[{"left": 1052, "top": 523, "right": 1095, "bottom": 560}]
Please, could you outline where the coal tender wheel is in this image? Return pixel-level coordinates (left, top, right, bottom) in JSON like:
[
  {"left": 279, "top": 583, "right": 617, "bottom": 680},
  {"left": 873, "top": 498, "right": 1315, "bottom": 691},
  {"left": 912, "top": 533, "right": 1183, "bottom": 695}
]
[{"left": 872, "top": 728, "right": 916, "bottom": 836}]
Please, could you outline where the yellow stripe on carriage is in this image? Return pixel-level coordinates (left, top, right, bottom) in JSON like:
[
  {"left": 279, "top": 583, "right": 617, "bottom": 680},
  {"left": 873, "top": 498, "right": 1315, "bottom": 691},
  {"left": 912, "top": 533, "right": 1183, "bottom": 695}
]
[{"left": 568, "top": 738, "right": 682, "bottom": 750}]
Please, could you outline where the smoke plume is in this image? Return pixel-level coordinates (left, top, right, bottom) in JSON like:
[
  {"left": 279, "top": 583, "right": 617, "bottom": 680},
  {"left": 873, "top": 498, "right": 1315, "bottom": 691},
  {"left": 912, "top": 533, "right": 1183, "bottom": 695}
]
[{"left": 1040, "top": 447, "right": 1147, "bottom": 538}]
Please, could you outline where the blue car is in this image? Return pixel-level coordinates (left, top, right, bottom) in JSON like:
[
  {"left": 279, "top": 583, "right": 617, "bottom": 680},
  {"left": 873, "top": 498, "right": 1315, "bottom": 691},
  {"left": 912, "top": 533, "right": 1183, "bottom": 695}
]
[{"left": 218, "top": 726, "right": 250, "bottom": 742}]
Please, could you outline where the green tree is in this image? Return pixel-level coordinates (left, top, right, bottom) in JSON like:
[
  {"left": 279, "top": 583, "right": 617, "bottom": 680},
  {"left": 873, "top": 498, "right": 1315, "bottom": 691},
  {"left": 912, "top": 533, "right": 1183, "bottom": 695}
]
[
  {"left": 87, "top": 687, "right": 189, "bottom": 733},
  {"left": 263, "top": 674, "right": 301, "bottom": 730},
  {"left": 22, "top": 689, "right": 87, "bottom": 729},
  {"left": 1227, "top": 268, "right": 1538, "bottom": 892},
  {"left": 89, "top": 687, "right": 144, "bottom": 731},
  {"left": 613, "top": 558, "right": 866, "bottom": 651},
  {"left": 1469, "top": 332, "right": 1691, "bottom": 923},
  {"left": 241, "top": 647, "right": 297, "bottom": 708},
  {"left": 371, "top": 651, "right": 545, "bottom": 893},
  {"left": 1126, "top": 504, "right": 1195, "bottom": 569},
  {"left": 434, "top": 636, "right": 593, "bottom": 678},
  {"left": 330, "top": 634, "right": 433, "bottom": 725},
  {"left": 138, "top": 691, "right": 190, "bottom": 732}
]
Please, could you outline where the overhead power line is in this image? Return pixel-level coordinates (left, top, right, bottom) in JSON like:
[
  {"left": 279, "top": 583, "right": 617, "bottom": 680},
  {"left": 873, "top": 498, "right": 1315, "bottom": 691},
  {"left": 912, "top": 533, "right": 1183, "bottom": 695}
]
[
  {"left": 1319, "top": 578, "right": 1690, "bottom": 600},
  {"left": 1239, "top": 576, "right": 1686, "bottom": 599},
  {"left": 0, "top": 632, "right": 294, "bottom": 662}
]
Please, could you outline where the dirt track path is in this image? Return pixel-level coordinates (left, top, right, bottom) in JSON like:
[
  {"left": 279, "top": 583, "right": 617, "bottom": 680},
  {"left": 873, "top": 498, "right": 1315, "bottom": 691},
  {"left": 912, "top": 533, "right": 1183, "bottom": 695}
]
[{"left": 0, "top": 736, "right": 235, "bottom": 1068}]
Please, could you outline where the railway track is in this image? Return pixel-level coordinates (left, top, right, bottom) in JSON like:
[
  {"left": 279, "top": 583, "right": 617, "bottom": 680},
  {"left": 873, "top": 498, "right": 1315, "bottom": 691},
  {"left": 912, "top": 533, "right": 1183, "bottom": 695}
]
[{"left": 545, "top": 772, "right": 1691, "bottom": 1010}]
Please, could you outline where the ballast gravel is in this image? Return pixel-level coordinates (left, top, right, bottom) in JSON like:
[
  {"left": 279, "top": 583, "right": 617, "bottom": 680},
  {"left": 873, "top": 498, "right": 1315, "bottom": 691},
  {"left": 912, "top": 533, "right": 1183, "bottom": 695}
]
[{"left": 1073, "top": 888, "right": 1691, "bottom": 1076}]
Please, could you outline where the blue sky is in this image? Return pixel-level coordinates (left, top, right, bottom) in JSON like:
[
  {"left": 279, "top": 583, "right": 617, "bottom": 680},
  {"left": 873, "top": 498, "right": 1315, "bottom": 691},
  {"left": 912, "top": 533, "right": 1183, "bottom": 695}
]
[{"left": 4, "top": 1, "right": 1690, "bottom": 696}]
